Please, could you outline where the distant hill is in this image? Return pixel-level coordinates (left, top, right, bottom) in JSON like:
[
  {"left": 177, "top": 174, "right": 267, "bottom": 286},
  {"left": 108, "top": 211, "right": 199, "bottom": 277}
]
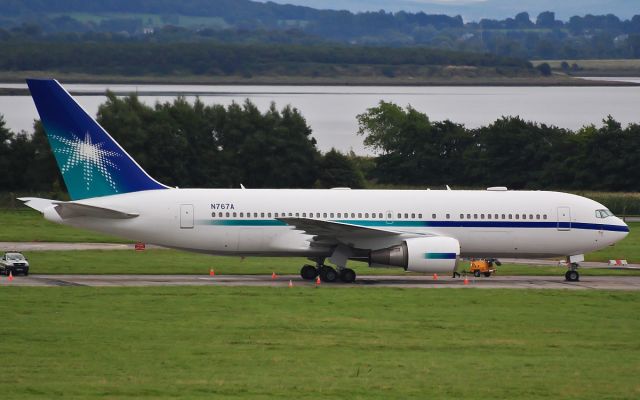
[
  {"left": 0, "top": 0, "right": 638, "bottom": 60},
  {"left": 257, "top": 0, "right": 640, "bottom": 21}
]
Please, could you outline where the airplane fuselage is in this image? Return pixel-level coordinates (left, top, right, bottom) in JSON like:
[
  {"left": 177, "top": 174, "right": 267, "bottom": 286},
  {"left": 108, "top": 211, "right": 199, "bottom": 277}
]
[{"left": 44, "top": 188, "right": 629, "bottom": 260}]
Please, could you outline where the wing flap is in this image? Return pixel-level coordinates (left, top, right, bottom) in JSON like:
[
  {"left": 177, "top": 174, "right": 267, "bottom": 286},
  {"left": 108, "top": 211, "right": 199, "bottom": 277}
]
[{"left": 277, "top": 217, "right": 403, "bottom": 239}]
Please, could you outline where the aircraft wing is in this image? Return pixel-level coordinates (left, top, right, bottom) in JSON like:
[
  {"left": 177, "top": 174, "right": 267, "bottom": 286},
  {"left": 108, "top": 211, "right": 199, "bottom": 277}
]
[
  {"left": 278, "top": 217, "right": 411, "bottom": 239},
  {"left": 19, "top": 197, "right": 138, "bottom": 219}
]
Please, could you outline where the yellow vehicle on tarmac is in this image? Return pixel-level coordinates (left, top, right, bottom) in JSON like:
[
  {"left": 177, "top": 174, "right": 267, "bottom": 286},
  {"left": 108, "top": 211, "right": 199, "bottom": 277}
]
[{"left": 468, "top": 259, "right": 498, "bottom": 277}]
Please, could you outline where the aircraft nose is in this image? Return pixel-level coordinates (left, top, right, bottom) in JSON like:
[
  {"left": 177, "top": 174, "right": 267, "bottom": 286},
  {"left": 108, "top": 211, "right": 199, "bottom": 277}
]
[{"left": 615, "top": 217, "right": 630, "bottom": 240}]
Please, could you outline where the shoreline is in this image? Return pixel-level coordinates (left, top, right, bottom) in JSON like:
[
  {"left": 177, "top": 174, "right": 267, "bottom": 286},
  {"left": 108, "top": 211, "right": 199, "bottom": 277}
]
[{"left": 0, "top": 73, "right": 639, "bottom": 94}]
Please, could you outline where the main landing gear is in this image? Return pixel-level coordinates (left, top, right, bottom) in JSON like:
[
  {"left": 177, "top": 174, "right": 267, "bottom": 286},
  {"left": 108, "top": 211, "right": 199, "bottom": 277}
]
[
  {"left": 565, "top": 263, "right": 580, "bottom": 282},
  {"left": 299, "top": 262, "right": 357, "bottom": 283}
]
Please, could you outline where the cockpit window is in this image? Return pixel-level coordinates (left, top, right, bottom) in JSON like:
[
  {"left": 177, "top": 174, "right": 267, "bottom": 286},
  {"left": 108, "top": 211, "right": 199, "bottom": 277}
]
[{"left": 595, "top": 209, "right": 613, "bottom": 218}]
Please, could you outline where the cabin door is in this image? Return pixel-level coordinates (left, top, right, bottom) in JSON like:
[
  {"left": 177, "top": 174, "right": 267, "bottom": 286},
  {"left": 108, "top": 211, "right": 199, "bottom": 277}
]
[
  {"left": 557, "top": 207, "right": 571, "bottom": 231},
  {"left": 180, "top": 204, "right": 194, "bottom": 229}
]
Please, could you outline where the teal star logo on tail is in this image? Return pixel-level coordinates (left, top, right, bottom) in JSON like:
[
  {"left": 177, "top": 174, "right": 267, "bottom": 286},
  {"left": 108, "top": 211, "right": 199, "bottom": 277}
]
[{"left": 51, "top": 132, "right": 122, "bottom": 192}]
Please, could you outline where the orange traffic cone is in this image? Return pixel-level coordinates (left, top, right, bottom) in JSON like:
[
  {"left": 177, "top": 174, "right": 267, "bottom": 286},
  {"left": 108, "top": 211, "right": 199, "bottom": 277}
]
[
  {"left": 288, "top": 280, "right": 293, "bottom": 288},
  {"left": 463, "top": 276, "right": 469, "bottom": 285},
  {"left": 209, "top": 268, "right": 215, "bottom": 277},
  {"left": 433, "top": 273, "right": 438, "bottom": 280},
  {"left": 272, "top": 272, "right": 277, "bottom": 280},
  {"left": 8, "top": 271, "right": 13, "bottom": 282},
  {"left": 316, "top": 276, "right": 321, "bottom": 285}
]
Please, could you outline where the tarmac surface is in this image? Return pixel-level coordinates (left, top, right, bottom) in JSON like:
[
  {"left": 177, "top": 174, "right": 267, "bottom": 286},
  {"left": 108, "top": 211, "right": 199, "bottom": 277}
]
[{"left": 2, "top": 274, "right": 639, "bottom": 290}]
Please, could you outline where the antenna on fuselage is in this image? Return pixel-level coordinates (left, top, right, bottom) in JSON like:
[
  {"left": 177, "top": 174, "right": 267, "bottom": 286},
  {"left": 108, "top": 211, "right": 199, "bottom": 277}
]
[
  {"left": 446, "top": 185, "right": 452, "bottom": 190},
  {"left": 240, "top": 184, "right": 246, "bottom": 189}
]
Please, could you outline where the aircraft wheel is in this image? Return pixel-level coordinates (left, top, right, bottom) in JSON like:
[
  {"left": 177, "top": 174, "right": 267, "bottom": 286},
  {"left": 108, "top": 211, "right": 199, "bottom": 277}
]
[
  {"left": 483, "top": 272, "right": 491, "bottom": 277},
  {"left": 565, "top": 270, "right": 580, "bottom": 282},
  {"left": 319, "top": 266, "right": 338, "bottom": 283},
  {"left": 473, "top": 270, "right": 481, "bottom": 278},
  {"left": 300, "top": 265, "right": 317, "bottom": 280},
  {"left": 339, "top": 268, "right": 356, "bottom": 283}
]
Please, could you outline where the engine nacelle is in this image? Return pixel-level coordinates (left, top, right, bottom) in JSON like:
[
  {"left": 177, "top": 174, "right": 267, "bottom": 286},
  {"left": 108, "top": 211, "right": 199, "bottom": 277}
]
[{"left": 369, "top": 236, "right": 460, "bottom": 274}]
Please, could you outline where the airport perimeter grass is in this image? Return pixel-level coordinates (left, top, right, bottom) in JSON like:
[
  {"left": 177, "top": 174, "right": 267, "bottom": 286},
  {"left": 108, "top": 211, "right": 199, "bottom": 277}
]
[
  {"left": 0, "top": 287, "right": 638, "bottom": 399},
  {"left": 22, "top": 249, "right": 640, "bottom": 276}
]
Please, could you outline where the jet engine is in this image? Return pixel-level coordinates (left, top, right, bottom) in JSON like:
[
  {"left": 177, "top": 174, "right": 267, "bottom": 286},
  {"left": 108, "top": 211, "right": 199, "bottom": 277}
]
[{"left": 369, "top": 236, "right": 460, "bottom": 274}]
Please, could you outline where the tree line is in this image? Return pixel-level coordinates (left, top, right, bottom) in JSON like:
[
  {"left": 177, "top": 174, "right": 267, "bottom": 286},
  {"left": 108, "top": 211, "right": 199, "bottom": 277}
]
[
  {"left": 357, "top": 102, "right": 640, "bottom": 191},
  {"left": 1, "top": 96, "right": 638, "bottom": 198},
  {"left": 0, "top": 95, "right": 364, "bottom": 196},
  {"left": 0, "top": 41, "right": 531, "bottom": 78}
]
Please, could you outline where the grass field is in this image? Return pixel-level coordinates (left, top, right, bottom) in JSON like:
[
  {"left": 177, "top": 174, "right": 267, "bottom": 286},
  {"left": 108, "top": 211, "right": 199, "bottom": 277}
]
[
  {"left": 19, "top": 249, "right": 640, "bottom": 276},
  {"left": 1, "top": 287, "right": 638, "bottom": 399},
  {"left": 534, "top": 59, "right": 640, "bottom": 77}
]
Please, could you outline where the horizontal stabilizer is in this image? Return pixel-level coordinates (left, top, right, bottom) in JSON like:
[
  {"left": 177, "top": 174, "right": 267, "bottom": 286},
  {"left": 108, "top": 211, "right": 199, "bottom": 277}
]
[{"left": 19, "top": 197, "right": 138, "bottom": 219}]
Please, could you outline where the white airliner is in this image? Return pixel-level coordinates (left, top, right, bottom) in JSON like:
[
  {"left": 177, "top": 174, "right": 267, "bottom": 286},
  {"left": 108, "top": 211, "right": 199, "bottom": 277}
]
[{"left": 21, "top": 79, "right": 629, "bottom": 283}]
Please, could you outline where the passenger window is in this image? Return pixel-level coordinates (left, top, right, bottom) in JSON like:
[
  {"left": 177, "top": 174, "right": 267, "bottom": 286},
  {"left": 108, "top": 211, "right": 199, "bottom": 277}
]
[
  {"left": 323, "top": 213, "right": 327, "bottom": 218},
  {"left": 302, "top": 213, "right": 306, "bottom": 217},
  {"left": 529, "top": 214, "right": 533, "bottom": 220},
  {"left": 233, "top": 212, "right": 237, "bottom": 217},
  {"left": 460, "top": 214, "right": 464, "bottom": 219},
  {"left": 467, "top": 214, "right": 471, "bottom": 219},
  {"left": 295, "top": 213, "right": 299, "bottom": 217},
  {"left": 365, "top": 213, "right": 369, "bottom": 218},
  {"left": 508, "top": 214, "right": 512, "bottom": 219},
  {"left": 411, "top": 213, "right": 415, "bottom": 219},
  {"left": 543, "top": 215, "right": 547, "bottom": 220},
  {"left": 218, "top": 212, "right": 223, "bottom": 217},
  {"left": 358, "top": 213, "right": 363, "bottom": 218},
  {"left": 487, "top": 214, "right": 491, "bottom": 219},
  {"left": 388, "top": 213, "right": 392, "bottom": 219},
  {"left": 405, "top": 213, "right": 409, "bottom": 219},
  {"left": 481, "top": 214, "right": 485, "bottom": 219},
  {"left": 495, "top": 214, "right": 498, "bottom": 219},
  {"left": 397, "top": 213, "right": 402, "bottom": 218},
  {"left": 536, "top": 214, "right": 540, "bottom": 220},
  {"left": 502, "top": 214, "right": 506, "bottom": 219},
  {"left": 515, "top": 214, "right": 519, "bottom": 220},
  {"left": 226, "top": 212, "right": 230, "bottom": 217},
  {"left": 446, "top": 214, "right": 450, "bottom": 219},
  {"left": 522, "top": 214, "right": 526, "bottom": 220},
  {"left": 330, "top": 213, "right": 334, "bottom": 218},
  {"left": 337, "top": 213, "right": 341, "bottom": 218},
  {"left": 379, "top": 213, "right": 383, "bottom": 218},
  {"left": 351, "top": 213, "right": 355, "bottom": 218},
  {"left": 418, "top": 214, "right": 422, "bottom": 219},
  {"left": 432, "top": 214, "right": 436, "bottom": 219},
  {"left": 212, "top": 212, "right": 216, "bottom": 217},
  {"left": 473, "top": 214, "right": 477, "bottom": 219}
]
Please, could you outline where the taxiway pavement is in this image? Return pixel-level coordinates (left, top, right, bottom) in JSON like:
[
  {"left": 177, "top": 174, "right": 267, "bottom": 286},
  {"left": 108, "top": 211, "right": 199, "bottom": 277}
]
[{"left": 2, "top": 274, "right": 639, "bottom": 290}]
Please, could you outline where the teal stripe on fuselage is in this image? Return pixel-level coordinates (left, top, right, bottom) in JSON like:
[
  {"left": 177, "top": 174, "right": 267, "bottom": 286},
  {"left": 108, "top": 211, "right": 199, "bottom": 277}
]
[{"left": 198, "top": 219, "right": 628, "bottom": 233}]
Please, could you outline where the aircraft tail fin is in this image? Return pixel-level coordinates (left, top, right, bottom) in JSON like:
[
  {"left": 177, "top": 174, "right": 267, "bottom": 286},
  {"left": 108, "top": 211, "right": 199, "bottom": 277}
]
[{"left": 26, "top": 79, "right": 168, "bottom": 200}]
